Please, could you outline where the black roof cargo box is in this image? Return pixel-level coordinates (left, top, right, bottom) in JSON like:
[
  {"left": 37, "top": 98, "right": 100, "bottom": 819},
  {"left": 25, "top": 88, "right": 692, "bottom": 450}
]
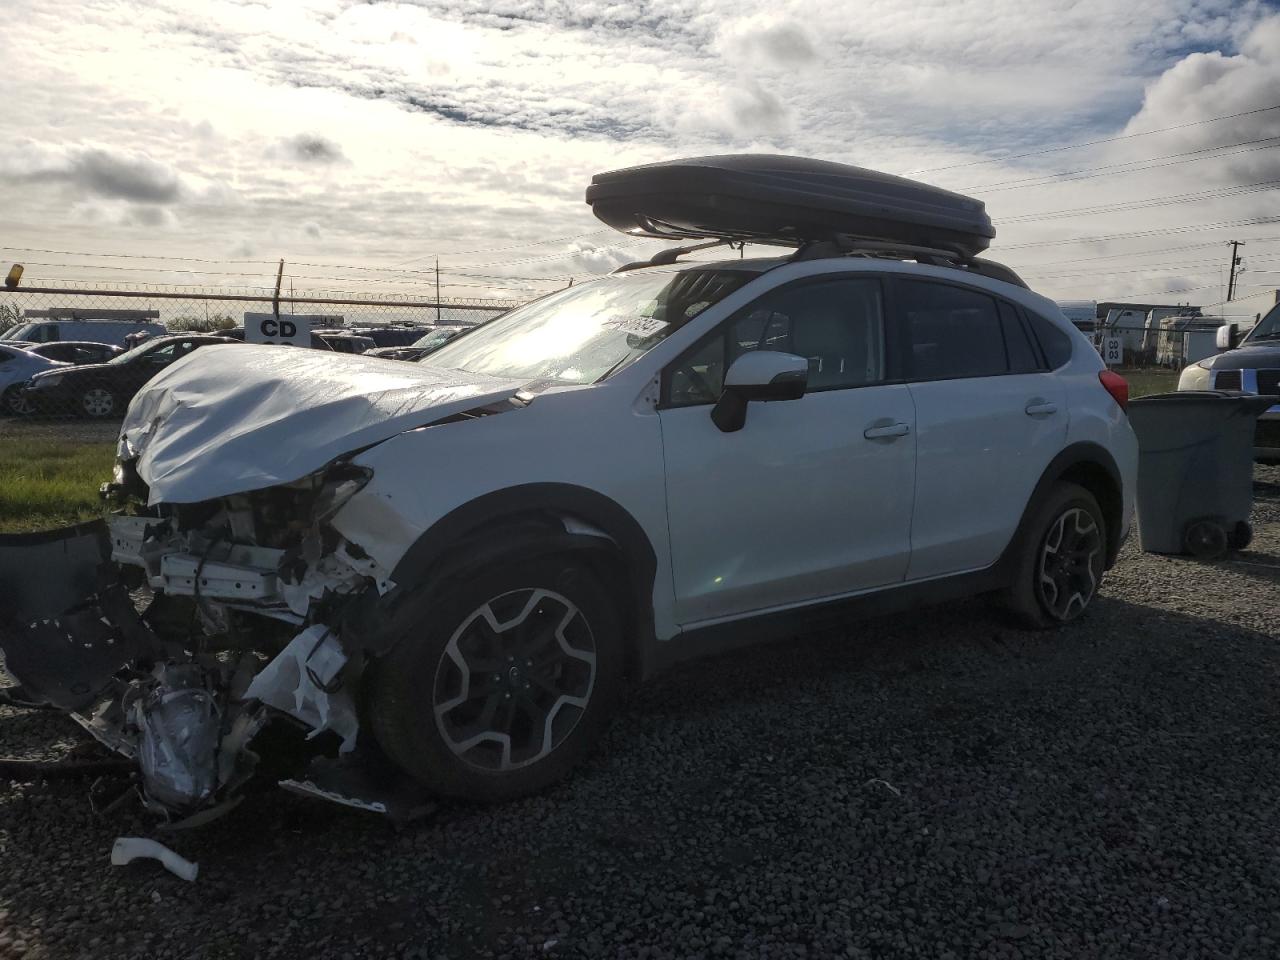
[{"left": 586, "top": 154, "right": 995, "bottom": 258}]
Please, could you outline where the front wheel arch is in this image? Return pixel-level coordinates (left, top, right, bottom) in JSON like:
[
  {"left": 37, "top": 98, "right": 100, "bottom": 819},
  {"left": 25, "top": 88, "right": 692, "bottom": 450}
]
[{"left": 359, "top": 484, "right": 658, "bottom": 681}]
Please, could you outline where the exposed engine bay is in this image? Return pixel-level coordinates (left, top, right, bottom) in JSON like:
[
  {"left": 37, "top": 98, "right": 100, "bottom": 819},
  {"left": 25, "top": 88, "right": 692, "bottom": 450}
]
[{"left": 0, "top": 457, "right": 427, "bottom": 825}]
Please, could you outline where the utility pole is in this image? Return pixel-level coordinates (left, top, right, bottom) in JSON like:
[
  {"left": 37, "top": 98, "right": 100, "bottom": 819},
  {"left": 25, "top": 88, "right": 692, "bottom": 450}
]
[
  {"left": 1226, "top": 240, "right": 1245, "bottom": 301},
  {"left": 435, "top": 257, "right": 441, "bottom": 322}
]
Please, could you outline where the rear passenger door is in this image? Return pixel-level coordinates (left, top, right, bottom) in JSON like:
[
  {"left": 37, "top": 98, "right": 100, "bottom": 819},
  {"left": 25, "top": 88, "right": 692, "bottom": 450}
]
[{"left": 896, "top": 279, "right": 1067, "bottom": 581}]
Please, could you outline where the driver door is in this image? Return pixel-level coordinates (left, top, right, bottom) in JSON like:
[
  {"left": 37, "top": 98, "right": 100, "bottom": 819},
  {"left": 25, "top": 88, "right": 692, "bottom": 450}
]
[{"left": 657, "top": 275, "right": 916, "bottom": 626}]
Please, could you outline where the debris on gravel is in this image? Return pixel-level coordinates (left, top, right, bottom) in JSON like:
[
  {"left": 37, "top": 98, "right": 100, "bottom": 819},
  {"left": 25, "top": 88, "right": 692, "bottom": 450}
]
[{"left": 1, "top": 467, "right": 1277, "bottom": 959}]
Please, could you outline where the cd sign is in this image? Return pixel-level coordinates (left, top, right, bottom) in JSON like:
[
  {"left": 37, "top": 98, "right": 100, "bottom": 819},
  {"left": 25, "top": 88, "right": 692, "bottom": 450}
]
[{"left": 244, "top": 312, "right": 329, "bottom": 346}]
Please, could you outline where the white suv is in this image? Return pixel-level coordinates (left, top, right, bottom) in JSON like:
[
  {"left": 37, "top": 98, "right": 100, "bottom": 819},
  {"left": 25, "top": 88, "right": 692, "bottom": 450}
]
[{"left": 0, "top": 166, "right": 1137, "bottom": 820}]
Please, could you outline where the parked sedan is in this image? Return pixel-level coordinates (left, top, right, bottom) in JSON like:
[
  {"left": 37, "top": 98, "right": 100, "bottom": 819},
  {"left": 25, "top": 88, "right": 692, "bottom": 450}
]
[
  {"left": 23, "top": 334, "right": 238, "bottom": 418},
  {"left": 22, "top": 341, "right": 124, "bottom": 365},
  {"left": 0, "top": 344, "right": 68, "bottom": 415}
]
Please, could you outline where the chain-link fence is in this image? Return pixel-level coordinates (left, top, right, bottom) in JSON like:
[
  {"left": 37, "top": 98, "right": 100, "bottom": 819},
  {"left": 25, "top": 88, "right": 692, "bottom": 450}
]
[
  {"left": 1081, "top": 320, "right": 1222, "bottom": 370},
  {"left": 0, "top": 285, "right": 522, "bottom": 436}
]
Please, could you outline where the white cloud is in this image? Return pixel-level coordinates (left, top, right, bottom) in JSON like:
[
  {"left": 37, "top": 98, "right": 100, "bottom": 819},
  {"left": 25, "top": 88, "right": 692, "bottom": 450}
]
[
  {"left": 0, "top": 0, "right": 1276, "bottom": 305},
  {"left": 281, "top": 134, "right": 348, "bottom": 164},
  {"left": 717, "top": 15, "right": 818, "bottom": 69}
]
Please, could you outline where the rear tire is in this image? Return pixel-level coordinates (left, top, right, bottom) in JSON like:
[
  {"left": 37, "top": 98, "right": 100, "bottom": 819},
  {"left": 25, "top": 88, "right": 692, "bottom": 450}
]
[
  {"left": 368, "top": 557, "right": 624, "bottom": 802},
  {"left": 1003, "top": 482, "right": 1106, "bottom": 629}
]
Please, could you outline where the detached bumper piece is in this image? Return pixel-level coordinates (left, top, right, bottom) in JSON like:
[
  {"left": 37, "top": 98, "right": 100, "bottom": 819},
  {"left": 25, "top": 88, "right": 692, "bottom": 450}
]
[{"left": 0, "top": 521, "right": 153, "bottom": 712}]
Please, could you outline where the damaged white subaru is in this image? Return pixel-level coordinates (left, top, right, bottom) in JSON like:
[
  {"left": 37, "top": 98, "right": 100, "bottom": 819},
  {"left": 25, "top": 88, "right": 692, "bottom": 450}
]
[{"left": 0, "top": 156, "right": 1137, "bottom": 823}]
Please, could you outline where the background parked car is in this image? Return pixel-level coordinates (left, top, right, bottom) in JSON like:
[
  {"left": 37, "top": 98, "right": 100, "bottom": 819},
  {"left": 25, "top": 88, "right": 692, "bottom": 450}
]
[
  {"left": 0, "top": 344, "right": 69, "bottom": 415},
  {"left": 0, "top": 318, "right": 167, "bottom": 348},
  {"left": 221, "top": 327, "right": 376, "bottom": 352},
  {"left": 365, "top": 325, "right": 467, "bottom": 361},
  {"left": 23, "top": 334, "right": 238, "bottom": 419},
  {"left": 312, "top": 330, "right": 376, "bottom": 354},
  {"left": 354, "top": 326, "right": 430, "bottom": 348},
  {"left": 20, "top": 341, "right": 124, "bottom": 365}
]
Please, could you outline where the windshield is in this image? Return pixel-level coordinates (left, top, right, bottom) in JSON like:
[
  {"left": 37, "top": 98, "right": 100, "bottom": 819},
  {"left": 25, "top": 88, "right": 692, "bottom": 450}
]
[
  {"left": 1, "top": 323, "right": 36, "bottom": 340},
  {"left": 1244, "top": 302, "right": 1280, "bottom": 341},
  {"left": 421, "top": 268, "right": 756, "bottom": 383},
  {"left": 107, "top": 341, "right": 159, "bottom": 364},
  {"left": 412, "top": 328, "right": 461, "bottom": 350}
]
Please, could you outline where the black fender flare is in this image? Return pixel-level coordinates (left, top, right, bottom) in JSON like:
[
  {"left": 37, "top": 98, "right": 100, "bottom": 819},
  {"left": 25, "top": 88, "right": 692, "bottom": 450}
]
[{"left": 352, "top": 484, "right": 659, "bottom": 678}]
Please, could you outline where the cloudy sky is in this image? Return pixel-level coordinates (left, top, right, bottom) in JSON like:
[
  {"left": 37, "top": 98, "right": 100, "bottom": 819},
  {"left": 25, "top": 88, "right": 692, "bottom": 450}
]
[{"left": 1, "top": 0, "right": 1279, "bottom": 307}]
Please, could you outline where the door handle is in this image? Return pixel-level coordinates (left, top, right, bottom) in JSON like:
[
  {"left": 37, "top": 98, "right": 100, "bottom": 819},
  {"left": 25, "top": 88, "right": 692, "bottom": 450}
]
[
  {"left": 863, "top": 421, "right": 911, "bottom": 440},
  {"left": 1024, "top": 400, "right": 1058, "bottom": 417}
]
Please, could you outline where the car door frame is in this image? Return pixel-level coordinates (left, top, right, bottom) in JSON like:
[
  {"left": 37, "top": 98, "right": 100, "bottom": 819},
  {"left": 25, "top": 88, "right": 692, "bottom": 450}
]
[
  {"left": 655, "top": 270, "right": 924, "bottom": 627},
  {"left": 886, "top": 273, "right": 1069, "bottom": 580}
]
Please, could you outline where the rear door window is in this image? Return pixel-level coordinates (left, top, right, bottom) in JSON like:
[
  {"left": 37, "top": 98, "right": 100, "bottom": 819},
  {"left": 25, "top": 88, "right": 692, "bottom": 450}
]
[{"left": 898, "top": 280, "right": 1007, "bottom": 381}]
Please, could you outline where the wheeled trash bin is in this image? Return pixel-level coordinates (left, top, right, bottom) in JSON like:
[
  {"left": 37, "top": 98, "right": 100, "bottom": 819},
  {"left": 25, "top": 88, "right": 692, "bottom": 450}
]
[{"left": 1126, "top": 391, "right": 1276, "bottom": 558}]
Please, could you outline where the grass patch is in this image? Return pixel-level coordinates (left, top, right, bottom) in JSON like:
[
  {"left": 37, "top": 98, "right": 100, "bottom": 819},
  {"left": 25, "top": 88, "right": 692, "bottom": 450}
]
[
  {"left": 0, "top": 438, "right": 115, "bottom": 532},
  {"left": 1118, "top": 367, "right": 1179, "bottom": 399}
]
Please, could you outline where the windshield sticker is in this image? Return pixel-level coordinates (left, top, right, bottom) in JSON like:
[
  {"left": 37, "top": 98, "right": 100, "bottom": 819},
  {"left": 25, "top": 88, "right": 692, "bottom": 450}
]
[{"left": 603, "top": 316, "right": 670, "bottom": 338}]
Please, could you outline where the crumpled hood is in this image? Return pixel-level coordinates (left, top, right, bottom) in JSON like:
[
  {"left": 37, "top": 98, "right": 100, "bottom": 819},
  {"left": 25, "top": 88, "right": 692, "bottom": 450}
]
[{"left": 121, "top": 344, "right": 524, "bottom": 504}]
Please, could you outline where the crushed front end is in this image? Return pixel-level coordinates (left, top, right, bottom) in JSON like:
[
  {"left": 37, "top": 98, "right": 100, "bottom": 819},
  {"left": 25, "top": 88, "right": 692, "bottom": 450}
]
[{"left": 0, "top": 455, "right": 423, "bottom": 825}]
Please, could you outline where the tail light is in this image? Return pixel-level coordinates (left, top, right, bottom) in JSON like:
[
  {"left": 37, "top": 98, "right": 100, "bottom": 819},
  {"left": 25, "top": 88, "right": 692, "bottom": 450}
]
[{"left": 1098, "top": 370, "right": 1128, "bottom": 411}]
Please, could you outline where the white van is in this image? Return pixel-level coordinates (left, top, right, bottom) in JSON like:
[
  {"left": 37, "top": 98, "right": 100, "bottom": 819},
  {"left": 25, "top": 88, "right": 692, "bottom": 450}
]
[{"left": 0, "top": 318, "right": 168, "bottom": 348}]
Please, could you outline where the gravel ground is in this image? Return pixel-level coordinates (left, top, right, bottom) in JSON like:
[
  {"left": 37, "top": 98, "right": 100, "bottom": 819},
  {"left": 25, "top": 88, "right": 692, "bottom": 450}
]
[{"left": 2, "top": 468, "right": 1278, "bottom": 960}]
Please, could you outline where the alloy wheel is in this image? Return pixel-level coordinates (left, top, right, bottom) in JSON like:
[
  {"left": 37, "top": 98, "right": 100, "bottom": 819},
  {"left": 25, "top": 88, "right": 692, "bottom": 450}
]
[
  {"left": 433, "top": 587, "right": 597, "bottom": 772},
  {"left": 1036, "top": 507, "right": 1102, "bottom": 621},
  {"left": 82, "top": 388, "right": 114, "bottom": 418},
  {"left": 3, "top": 388, "right": 32, "bottom": 416}
]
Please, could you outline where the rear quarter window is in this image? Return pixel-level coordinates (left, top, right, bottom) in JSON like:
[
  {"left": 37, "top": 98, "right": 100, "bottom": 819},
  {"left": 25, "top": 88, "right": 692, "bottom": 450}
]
[{"left": 1024, "top": 310, "right": 1073, "bottom": 369}]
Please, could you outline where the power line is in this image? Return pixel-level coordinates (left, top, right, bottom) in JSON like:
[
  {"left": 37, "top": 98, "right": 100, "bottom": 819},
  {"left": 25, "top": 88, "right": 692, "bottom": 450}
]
[
  {"left": 383, "top": 228, "right": 618, "bottom": 269},
  {"left": 11, "top": 260, "right": 549, "bottom": 294},
  {"left": 999, "top": 217, "right": 1280, "bottom": 250},
  {"left": 1007, "top": 237, "right": 1280, "bottom": 270},
  {"left": 905, "top": 102, "right": 1280, "bottom": 175},
  {"left": 1000, "top": 179, "right": 1280, "bottom": 223},
  {"left": 958, "top": 136, "right": 1280, "bottom": 193}
]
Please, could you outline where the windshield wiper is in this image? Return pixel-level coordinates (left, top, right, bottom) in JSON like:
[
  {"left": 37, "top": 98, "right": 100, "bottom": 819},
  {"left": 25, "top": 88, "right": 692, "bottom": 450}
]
[{"left": 594, "top": 352, "right": 637, "bottom": 384}]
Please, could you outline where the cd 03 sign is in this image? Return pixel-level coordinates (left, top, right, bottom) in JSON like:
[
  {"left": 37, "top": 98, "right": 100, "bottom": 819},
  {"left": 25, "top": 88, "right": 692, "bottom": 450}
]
[{"left": 1103, "top": 336, "right": 1123, "bottom": 367}]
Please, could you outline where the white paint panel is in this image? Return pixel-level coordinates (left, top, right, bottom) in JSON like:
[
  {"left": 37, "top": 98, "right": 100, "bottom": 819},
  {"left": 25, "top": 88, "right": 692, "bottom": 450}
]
[
  {"left": 660, "top": 385, "right": 916, "bottom": 624},
  {"left": 906, "top": 372, "right": 1067, "bottom": 579}
]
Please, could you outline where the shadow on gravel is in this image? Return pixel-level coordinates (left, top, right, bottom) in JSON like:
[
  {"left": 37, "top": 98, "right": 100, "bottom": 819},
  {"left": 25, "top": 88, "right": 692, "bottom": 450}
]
[
  {"left": 2, "top": 593, "right": 1279, "bottom": 959},
  {"left": 1223, "top": 550, "right": 1280, "bottom": 585}
]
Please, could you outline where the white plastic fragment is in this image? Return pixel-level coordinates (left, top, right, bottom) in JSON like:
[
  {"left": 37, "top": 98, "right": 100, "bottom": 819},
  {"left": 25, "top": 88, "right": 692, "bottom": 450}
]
[
  {"left": 110, "top": 837, "right": 199, "bottom": 882},
  {"left": 864, "top": 778, "right": 902, "bottom": 797},
  {"left": 244, "top": 625, "right": 359, "bottom": 752}
]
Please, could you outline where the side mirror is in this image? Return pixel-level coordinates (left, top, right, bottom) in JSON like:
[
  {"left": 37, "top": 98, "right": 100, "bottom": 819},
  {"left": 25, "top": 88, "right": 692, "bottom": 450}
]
[
  {"left": 711, "top": 351, "right": 809, "bottom": 433},
  {"left": 1216, "top": 324, "right": 1239, "bottom": 351}
]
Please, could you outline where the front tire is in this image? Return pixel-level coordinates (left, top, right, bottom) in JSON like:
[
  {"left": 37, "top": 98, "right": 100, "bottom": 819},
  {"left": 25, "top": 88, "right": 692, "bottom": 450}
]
[
  {"left": 1, "top": 386, "right": 32, "bottom": 417},
  {"left": 81, "top": 386, "right": 117, "bottom": 419},
  {"left": 368, "top": 557, "right": 624, "bottom": 802},
  {"left": 1004, "top": 482, "right": 1106, "bottom": 629}
]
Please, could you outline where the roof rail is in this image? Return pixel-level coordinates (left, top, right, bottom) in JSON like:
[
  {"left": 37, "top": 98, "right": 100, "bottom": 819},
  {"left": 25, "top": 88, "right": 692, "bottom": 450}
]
[
  {"left": 611, "top": 239, "right": 736, "bottom": 274},
  {"left": 789, "top": 236, "right": 1027, "bottom": 288},
  {"left": 609, "top": 234, "right": 1028, "bottom": 288}
]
